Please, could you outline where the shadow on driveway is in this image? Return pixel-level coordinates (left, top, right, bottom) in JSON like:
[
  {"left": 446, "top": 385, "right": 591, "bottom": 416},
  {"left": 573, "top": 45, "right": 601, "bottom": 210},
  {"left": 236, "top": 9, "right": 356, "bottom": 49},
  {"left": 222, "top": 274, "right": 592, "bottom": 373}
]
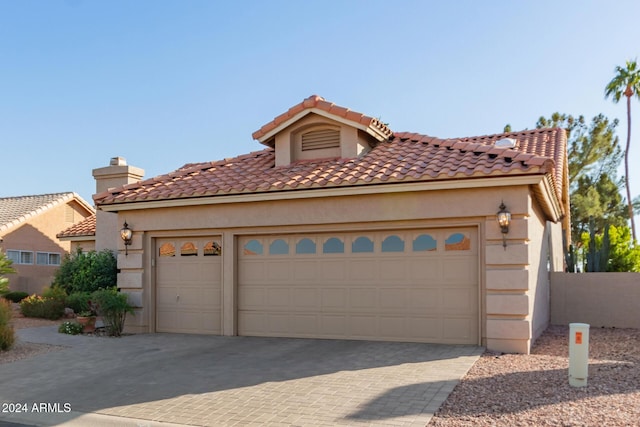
[{"left": 1, "top": 328, "right": 482, "bottom": 426}]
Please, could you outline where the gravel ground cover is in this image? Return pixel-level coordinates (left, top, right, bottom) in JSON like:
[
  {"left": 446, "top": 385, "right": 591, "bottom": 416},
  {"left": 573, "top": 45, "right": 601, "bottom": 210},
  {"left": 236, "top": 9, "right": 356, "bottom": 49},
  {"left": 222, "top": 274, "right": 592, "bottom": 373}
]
[
  {"left": 430, "top": 325, "right": 640, "bottom": 427},
  {"left": 0, "top": 303, "right": 65, "bottom": 364}
]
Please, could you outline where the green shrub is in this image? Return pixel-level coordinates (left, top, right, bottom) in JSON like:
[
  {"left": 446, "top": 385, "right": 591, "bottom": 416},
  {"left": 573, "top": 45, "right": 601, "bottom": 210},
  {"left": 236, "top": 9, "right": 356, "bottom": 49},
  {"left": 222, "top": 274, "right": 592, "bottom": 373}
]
[
  {"left": 65, "top": 292, "right": 92, "bottom": 315},
  {"left": 52, "top": 248, "right": 117, "bottom": 294},
  {"left": 92, "top": 288, "right": 134, "bottom": 337},
  {"left": 19, "top": 295, "right": 65, "bottom": 320},
  {"left": 58, "top": 321, "right": 83, "bottom": 335},
  {"left": 0, "top": 299, "right": 15, "bottom": 350},
  {"left": 42, "top": 286, "right": 67, "bottom": 302},
  {"left": 2, "top": 291, "right": 29, "bottom": 303}
]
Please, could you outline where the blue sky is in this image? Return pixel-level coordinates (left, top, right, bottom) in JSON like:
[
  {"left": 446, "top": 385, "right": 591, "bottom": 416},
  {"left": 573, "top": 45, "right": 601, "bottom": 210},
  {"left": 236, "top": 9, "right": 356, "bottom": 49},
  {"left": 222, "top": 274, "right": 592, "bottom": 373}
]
[{"left": 2, "top": 0, "right": 640, "bottom": 221}]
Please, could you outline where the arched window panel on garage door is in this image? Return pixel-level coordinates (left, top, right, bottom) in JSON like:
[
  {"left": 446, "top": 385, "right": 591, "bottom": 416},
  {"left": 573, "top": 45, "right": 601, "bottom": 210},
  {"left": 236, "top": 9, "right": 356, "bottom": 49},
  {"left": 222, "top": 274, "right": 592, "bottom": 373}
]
[
  {"left": 413, "top": 234, "right": 437, "bottom": 252},
  {"left": 269, "top": 239, "right": 289, "bottom": 255},
  {"left": 204, "top": 241, "right": 222, "bottom": 256},
  {"left": 352, "top": 236, "right": 374, "bottom": 253},
  {"left": 295, "top": 238, "right": 316, "bottom": 254},
  {"left": 323, "top": 237, "right": 344, "bottom": 254},
  {"left": 381, "top": 235, "right": 405, "bottom": 252},
  {"left": 159, "top": 242, "right": 176, "bottom": 257},
  {"left": 243, "top": 239, "right": 263, "bottom": 255},
  {"left": 181, "top": 242, "right": 198, "bottom": 256},
  {"left": 445, "top": 232, "right": 471, "bottom": 251}
]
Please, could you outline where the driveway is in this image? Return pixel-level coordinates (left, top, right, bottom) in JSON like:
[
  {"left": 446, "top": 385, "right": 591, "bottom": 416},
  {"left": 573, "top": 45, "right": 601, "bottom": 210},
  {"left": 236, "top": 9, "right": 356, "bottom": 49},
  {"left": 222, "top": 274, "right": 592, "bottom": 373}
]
[{"left": 0, "top": 327, "right": 482, "bottom": 427}]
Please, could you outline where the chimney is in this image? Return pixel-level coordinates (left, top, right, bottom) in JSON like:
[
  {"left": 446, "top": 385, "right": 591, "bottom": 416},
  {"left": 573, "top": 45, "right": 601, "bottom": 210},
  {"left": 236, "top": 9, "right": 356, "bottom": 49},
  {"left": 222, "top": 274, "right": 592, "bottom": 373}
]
[
  {"left": 92, "top": 157, "right": 144, "bottom": 252},
  {"left": 92, "top": 157, "right": 144, "bottom": 195}
]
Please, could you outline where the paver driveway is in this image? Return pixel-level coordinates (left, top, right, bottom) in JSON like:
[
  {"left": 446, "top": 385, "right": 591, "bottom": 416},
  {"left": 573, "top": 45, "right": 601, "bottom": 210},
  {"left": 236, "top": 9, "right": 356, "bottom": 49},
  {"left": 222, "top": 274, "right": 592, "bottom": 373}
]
[{"left": 0, "top": 327, "right": 482, "bottom": 427}]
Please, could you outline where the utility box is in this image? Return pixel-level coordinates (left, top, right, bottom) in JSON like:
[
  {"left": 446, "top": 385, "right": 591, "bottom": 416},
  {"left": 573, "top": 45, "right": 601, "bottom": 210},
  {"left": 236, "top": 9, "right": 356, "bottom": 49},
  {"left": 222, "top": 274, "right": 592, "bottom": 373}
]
[{"left": 569, "top": 323, "right": 590, "bottom": 387}]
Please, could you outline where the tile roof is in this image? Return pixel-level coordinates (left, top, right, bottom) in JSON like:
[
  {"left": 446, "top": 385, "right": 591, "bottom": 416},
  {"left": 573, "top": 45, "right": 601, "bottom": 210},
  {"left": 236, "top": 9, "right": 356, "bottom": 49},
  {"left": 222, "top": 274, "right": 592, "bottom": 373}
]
[
  {"left": 252, "top": 94, "right": 393, "bottom": 145},
  {"left": 0, "top": 193, "right": 94, "bottom": 233},
  {"left": 57, "top": 214, "right": 96, "bottom": 238},
  {"left": 94, "top": 127, "right": 565, "bottom": 206}
]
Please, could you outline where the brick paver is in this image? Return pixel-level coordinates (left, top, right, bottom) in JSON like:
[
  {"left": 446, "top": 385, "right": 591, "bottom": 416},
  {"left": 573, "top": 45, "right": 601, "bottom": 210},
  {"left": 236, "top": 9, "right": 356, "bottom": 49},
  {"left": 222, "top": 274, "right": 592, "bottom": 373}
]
[{"left": 0, "top": 328, "right": 482, "bottom": 426}]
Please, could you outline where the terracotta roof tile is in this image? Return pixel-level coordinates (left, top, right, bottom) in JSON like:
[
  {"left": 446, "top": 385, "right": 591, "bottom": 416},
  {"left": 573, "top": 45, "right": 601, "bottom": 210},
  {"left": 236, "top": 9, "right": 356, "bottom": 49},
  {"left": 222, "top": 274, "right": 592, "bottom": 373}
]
[
  {"left": 252, "top": 95, "right": 393, "bottom": 144},
  {"left": 95, "top": 127, "right": 565, "bottom": 207},
  {"left": 57, "top": 214, "right": 96, "bottom": 238}
]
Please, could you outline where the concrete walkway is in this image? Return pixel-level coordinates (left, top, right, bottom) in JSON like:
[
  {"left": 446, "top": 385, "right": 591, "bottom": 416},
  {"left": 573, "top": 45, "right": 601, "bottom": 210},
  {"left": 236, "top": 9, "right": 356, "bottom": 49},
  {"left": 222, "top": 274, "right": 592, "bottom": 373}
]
[{"left": 0, "top": 326, "right": 483, "bottom": 427}]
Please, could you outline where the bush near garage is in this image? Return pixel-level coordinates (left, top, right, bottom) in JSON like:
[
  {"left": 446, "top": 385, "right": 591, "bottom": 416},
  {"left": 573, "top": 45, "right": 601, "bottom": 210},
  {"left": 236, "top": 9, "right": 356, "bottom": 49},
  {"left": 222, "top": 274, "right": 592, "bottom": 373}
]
[
  {"left": 52, "top": 248, "right": 117, "bottom": 294},
  {"left": 19, "top": 294, "right": 65, "bottom": 320},
  {"left": 91, "top": 288, "right": 133, "bottom": 337},
  {"left": 64, "top": 291, "right": 92, "bottom": 315}
]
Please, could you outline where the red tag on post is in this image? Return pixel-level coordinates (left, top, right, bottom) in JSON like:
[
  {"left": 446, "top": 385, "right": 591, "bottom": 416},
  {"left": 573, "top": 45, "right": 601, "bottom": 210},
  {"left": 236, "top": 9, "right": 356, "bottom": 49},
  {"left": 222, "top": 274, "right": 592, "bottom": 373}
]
[{"left": 575, "top": 331, "right": 583, "bottom": 344}]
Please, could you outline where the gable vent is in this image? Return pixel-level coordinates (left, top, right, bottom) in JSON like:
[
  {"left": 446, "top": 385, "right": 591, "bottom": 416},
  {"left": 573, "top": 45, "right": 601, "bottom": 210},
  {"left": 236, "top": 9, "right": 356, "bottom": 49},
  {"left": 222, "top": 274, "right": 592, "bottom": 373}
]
[{"left": 301, "top": 129, "right": 340, "bottom": 151}]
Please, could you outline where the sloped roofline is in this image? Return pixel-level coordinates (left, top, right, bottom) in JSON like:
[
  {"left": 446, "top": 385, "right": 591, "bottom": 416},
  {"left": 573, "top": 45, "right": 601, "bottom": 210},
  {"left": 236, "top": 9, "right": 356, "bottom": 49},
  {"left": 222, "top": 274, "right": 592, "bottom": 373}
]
[
  {"left": 252, "top": 95, "right": 393, "bottom": 146},
  {"left": 0, "top": 192, "right": 95, "bottom": 234}
]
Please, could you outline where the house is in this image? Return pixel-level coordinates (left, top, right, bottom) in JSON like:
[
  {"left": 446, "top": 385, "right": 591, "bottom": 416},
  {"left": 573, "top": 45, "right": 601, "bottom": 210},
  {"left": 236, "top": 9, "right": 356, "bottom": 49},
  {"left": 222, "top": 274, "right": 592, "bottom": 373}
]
[
  {"left": 0, "top": 192, "right": 95, "bottom": 294},
  {"left": 94, "top": 95, "right": 570, "bottom": 354}
]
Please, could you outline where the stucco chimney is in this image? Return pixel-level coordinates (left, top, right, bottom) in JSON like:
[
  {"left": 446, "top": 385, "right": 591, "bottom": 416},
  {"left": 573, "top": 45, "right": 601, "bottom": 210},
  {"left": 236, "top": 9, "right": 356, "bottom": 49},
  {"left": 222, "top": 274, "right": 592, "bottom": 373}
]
[
  {"left": 92, "top": 157, "right": 144, "bottom": 252},
  {"left": 92, "top": 157, "right": 144, "bottom": 195}
]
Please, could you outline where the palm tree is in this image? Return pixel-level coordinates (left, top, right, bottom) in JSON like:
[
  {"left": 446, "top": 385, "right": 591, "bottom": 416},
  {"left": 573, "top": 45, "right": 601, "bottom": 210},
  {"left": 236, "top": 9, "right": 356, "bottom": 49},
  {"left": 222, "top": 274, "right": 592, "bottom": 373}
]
[{"left": 605, "top": 59, "right": 640, "bottom": 243}]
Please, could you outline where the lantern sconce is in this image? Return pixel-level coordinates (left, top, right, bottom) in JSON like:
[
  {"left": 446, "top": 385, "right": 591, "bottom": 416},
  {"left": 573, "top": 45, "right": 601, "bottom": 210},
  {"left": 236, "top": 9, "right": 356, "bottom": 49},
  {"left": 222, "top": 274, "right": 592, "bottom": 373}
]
[
  {"left": 497, "top": 202, "right": 511, "bottom": 250},
  {"left": 120, "top": 221, "right": 133, "bottom": 256}
]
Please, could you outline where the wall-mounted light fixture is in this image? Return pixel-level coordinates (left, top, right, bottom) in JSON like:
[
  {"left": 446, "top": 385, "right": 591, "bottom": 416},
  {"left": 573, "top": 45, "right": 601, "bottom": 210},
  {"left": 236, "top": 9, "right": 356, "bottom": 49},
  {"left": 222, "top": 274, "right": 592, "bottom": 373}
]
[
  {"left": 497, "top": 202, "right": 511, "bottom": 249},
  {"left": 120, "top": 221, "right": 133, "bottom": 256}
]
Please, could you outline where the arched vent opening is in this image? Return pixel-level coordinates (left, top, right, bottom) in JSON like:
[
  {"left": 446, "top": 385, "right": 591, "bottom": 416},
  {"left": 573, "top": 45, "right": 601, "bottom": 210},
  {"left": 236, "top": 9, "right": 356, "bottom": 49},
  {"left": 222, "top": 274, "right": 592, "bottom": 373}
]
[{"left": 301, "top": 129, "right": 340, "bottom": 151}]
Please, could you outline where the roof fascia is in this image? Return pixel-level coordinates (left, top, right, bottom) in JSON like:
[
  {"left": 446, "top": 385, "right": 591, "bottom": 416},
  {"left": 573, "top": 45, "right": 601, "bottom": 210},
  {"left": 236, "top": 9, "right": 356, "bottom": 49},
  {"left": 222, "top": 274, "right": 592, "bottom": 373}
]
[{"left": 98, "top": 175, "right": 549, "bottom": 213}]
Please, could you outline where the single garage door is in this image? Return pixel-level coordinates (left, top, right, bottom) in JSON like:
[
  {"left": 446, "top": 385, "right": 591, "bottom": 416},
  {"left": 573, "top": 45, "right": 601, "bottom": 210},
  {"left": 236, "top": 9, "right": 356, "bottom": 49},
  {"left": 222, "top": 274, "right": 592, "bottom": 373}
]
[
  {"left": 238, "top": 228, "right": 478, "bottom": 344},
  {"left": 155, "top": 237, "right": 222, "bottom": 334}
]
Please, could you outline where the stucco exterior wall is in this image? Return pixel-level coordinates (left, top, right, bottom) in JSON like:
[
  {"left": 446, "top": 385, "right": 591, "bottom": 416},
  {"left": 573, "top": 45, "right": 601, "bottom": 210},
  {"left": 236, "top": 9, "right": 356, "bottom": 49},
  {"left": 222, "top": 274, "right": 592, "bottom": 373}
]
[
  {"left": 550, "top": 272, "right": 640, "bottom": 328},
  {"left": 114, "top": 183, "right": 557, "bottom": 352},
  {"left": 3, "top": 201, "right": 91, "bottom": 294}
]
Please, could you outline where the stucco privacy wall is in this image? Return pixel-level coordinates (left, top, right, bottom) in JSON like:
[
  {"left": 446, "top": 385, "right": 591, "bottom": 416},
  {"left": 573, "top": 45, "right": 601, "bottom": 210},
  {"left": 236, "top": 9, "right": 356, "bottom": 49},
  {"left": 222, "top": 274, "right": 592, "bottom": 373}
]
[
  {"left": 550, "top": 272, "right": 640, "bottom": 328},
  {"left": 115, "top": 183, "right": 558, "bottom": 352}
]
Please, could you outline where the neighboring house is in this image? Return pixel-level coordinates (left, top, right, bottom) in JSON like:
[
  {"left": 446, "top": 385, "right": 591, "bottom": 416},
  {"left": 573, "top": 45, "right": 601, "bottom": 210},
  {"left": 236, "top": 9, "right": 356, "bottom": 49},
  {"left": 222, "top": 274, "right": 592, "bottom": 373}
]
[
  {"left": 94, "top": 95, "right": 570, "bottom": 354},
  {"left": 57, "top": 214, "right": 96, "bottom": 252},
  {"left": 0, "top": 192, "right": 95, "bottom": 294}
]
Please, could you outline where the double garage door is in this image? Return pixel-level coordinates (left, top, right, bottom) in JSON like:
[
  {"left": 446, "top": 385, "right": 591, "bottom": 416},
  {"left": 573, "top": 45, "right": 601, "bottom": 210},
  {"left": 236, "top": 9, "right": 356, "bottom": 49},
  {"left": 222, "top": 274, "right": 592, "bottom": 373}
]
[
  {"left": 155, "top": 228, "right": 478, "bottom": 344},
  {"left": 238, "top": 228, "right": 479, "bottom": 344}
]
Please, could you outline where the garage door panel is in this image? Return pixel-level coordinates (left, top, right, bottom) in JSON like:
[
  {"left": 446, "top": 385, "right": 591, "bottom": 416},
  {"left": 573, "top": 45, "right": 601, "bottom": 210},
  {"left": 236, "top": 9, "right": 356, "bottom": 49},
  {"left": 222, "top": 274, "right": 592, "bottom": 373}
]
[
  {"left": 239, "top": 261, "right": 265, "bottom": 283},
  {"left": 348, "top": 260, "right": 377, "bottom": 281},
  {"left": 156, "top": 237, "right": 222, "bottom": 335},
  {"left": 293, "top": 260, "right": 317, "bottom": 281},
  {"left": 409, "top": 259, "right": 441, "bottom": 281},
  {"left": 293, "top": 288, "right": 319, "bottom": 309},
  {"left": 321, "top": 288, "right": 346, "bottom": 309},
  {"left": 267, "top": 260, "right": 291, "bottom": 281},
  {"left": 319, "top": 260, "right": 346, "bottom": 281},
  {"left": 238, "top": 228, "right": 478, "bottom": 344},
  {"left": 379, "top": 288, "right": 407, "bottom": 309},
  {"left": 349, "top": 288, "right": 377, "bottom": 309},
  {"left": 379, "top": 258, "right": 407, "bottom": 281}
]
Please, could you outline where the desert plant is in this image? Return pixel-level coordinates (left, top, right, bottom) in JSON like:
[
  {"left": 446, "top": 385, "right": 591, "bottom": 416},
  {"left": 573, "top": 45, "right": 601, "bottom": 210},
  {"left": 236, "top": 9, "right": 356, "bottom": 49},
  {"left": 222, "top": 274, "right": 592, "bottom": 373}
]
[
  {"left": 0, "top": 299, "right": 15, "bottom": 350},
  {"left": 91, "top": 288, "right": 133, "bottom": 337},
  {"left": 19, "top": 295, "right": 65, "bottom": 320},
  {"left": 52, "top": 248, "right": 117, "bottom": 294},
  {"left": 2, "top": 291, "right": 29, "bottom": 303},
  {"left": 58, "top": 321, "right": 83, "bottom": 335}
]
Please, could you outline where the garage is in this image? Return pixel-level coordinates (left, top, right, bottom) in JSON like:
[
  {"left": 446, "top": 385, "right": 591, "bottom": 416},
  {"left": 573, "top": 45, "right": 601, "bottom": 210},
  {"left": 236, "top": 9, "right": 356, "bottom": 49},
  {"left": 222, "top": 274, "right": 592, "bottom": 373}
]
[
  {"left": 155, "top": 237, "right": 223, "bottom": 334},
  {"left": 238, "top": 228, "right": 479, "bottom": 344}
]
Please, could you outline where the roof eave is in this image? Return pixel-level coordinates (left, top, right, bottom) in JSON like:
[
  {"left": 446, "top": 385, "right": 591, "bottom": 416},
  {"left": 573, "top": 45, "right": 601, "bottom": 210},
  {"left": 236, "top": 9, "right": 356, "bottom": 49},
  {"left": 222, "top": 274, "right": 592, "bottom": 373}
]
[{"left": 97, "top": 174, "right": 549, "bottom": 213}]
